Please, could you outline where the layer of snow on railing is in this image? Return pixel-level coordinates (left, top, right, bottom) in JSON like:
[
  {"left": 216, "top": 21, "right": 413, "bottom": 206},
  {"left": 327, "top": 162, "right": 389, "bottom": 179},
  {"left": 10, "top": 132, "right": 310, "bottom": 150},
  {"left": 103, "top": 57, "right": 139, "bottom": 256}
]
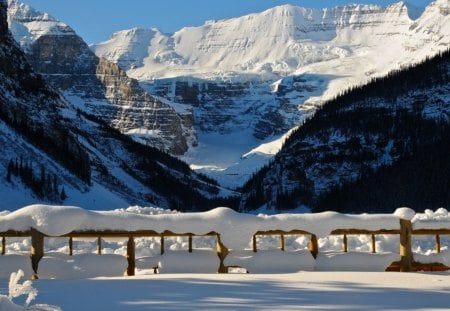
[
  {"left": 412, "top": 208, "right": 450, "bottom": 230},
  {"left": 0, "top": 205, "right": 415, "bottom": 249}
]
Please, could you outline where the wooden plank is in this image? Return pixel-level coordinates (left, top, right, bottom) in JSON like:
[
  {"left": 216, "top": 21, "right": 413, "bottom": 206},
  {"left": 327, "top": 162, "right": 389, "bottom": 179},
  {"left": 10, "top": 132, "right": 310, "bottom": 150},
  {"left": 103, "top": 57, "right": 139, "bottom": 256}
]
[
  {"left": 331, "top": 229, "right": 400, "bottom": 235},
  {"left": 60, "top": 230, "right": 218, "bottom": 238},
  {"left": 0, "top": 230, "right": 31, "bottom": 237},
  {"left": 252, "top": 234, "right": 257, "bottom": 253},
  {"left": 254, "top": 229, "right": 312, "bottom": 236},
  {"left": 1, "top": 236, "right": 5, "bottom": 255},
  {"left": 62, "top": 230, "right": 160, "bottom": 238},
  {"left": 413, "top": 229, "right": 450, "bottom": 235},
  {"left": 280, "top": 234, "right": 285, "bottom": 251}
]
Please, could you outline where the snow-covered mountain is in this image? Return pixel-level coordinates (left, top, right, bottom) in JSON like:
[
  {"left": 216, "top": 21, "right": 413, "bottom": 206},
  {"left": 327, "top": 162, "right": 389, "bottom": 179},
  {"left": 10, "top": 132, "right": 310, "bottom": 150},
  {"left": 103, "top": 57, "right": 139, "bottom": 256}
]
[
  {"left": 92, "top": 0, "right": 450, "bottom": 188},
  {"left": 0, "top": 0, "right": 221, "bottom": 211},
  {"left": 7, "top": 0, "right": 195, "bottom": 155}
]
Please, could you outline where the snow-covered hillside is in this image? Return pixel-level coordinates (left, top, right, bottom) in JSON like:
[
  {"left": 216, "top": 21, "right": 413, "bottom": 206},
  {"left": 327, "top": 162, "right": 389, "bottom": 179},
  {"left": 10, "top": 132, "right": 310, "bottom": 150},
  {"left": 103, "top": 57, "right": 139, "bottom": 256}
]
[{"left": 92, "top": 0, "right": 450, "bottom": 187}]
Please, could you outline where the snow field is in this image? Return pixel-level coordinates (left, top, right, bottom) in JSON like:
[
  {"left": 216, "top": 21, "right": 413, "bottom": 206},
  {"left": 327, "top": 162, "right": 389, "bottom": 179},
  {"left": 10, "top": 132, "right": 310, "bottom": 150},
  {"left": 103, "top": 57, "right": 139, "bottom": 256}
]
[{"left": 2, "top": 272, "right": 450, "bottom": 311}]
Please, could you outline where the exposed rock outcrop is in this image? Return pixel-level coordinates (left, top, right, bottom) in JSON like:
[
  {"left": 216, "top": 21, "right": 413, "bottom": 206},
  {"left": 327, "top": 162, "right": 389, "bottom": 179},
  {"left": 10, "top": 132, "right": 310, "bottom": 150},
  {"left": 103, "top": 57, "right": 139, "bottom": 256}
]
[{"left": 7, "top": 0, "right": 192, "bottom": 154}]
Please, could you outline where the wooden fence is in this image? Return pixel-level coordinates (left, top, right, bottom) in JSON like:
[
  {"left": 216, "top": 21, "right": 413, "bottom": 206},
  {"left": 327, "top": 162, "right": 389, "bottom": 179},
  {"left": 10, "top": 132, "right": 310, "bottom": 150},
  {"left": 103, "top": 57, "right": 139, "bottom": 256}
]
[{"left": 1, "top": 218, "right": 449, "bottom": 279}]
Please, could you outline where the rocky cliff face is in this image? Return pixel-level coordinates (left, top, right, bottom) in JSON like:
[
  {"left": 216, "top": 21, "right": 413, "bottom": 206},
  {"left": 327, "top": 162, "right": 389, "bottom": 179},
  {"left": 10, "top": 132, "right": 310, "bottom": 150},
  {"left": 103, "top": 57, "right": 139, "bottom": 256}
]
[
  {"left": 145, "top": 74, "right": 323, "bottom": 138},
  {"left": 7, "top": 0, "right": 193, "bottom": 154}
]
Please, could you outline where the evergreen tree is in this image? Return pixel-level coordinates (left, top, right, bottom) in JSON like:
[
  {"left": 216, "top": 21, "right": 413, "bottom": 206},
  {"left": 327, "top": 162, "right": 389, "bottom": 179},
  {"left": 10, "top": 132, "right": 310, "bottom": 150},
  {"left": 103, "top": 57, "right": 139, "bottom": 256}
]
[
  {"left": 6, "top": 159, "right": 13, "bottom": 182},
  {"left": 60, "top": 187, "right": 67, "bottom": 201}
]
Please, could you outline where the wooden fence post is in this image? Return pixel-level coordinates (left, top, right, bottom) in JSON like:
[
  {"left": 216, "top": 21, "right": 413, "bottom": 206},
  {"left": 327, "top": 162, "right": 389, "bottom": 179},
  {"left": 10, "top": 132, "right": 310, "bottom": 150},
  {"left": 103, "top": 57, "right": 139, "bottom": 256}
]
[
  {"left": 126, "top": 237, "right": 135, "bottom": 276},
  {"left": 436, "top": 235, "right": 441, "bottom": 254},
  {"left": 216, "top": 234, "right": 229, "bottom": 273},
  {"left": 160, "top": 235, "right": 165, "bottom": 255},
  {"left": 252, "top": 234, "right": 257, "bottom": 253},
  {"left": 97, "top": 237, "right": 102, "bottom": 255},
  {"left": 280, "top": 234, "right": 285, "bottom": 251},
  {"left": 309, "top": 234, "right": 319, "bottom": 259},
  {"left": 399, "top": 219, "right": 413, "bottom": 272},
  {"left": 1, "top": 236, "right": 5, "bottom": 255},
  {"left": 188, "top": 234, "right": 193, "bottom": 253},
  {"left": 69, "top": 237, "right": 73, "bottom": 256},
  {"left": 30, "top": 228, "right": 44, "bottom": 280},
  {"left": 371, "top": 234, "right": 376, "bottom": 253},
  {"left": 342, "top": 234, "right": 348, "bottom": 253}
]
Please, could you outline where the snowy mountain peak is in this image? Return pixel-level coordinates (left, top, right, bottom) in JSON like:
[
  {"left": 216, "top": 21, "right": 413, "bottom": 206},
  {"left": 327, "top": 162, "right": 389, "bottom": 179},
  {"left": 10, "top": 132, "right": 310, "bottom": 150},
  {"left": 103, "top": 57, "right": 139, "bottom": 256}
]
[
  {"left": 7, "top": 0, "right": 75, "bottom": 51},
  {"left": 92, "top": 0, "right": 434, "bottom": 78},
  {"left": 94, "top": 27, "right": 161, "bottom": 70}
]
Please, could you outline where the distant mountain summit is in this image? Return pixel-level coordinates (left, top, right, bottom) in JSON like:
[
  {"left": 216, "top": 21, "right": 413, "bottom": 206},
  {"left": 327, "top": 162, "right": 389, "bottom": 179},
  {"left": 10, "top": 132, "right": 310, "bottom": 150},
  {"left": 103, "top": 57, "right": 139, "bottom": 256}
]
[{"left": 93, "top": 1, "right": 447, "bottom": 78}]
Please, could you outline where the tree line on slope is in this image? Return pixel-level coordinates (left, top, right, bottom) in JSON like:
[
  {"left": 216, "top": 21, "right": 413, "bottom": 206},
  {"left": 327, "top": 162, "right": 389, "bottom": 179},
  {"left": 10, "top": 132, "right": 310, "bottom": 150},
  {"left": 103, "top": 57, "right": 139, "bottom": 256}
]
[{"left": 6, "top": 157, "right": 67, "bottom": 202}]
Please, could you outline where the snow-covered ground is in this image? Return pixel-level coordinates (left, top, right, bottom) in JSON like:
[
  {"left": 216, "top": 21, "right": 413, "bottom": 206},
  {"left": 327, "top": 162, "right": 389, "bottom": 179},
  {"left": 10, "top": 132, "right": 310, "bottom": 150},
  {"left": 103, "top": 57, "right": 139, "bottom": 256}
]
[{"left": 2, "top": 272, "right": 450, "bottom": 310}]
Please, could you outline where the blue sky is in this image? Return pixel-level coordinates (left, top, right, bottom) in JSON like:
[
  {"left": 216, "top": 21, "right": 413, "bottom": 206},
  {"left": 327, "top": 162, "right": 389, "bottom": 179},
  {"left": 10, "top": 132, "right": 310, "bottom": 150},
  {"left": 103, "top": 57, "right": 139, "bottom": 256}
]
[{"left": 21, "top": 0, "right": 433, "bottom": 44}]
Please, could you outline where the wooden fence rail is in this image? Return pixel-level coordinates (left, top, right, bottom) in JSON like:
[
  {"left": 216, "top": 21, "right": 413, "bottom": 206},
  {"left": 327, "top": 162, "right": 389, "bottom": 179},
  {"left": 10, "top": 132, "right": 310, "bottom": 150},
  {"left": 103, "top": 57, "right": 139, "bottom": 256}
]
[{"left": 1, "top": 218, "right": 449, "bottom": 279}]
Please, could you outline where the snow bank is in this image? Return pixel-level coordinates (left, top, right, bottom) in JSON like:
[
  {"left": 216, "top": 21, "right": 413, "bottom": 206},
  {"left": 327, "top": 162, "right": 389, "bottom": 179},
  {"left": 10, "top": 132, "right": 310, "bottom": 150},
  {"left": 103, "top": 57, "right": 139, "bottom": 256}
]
[
  {"left": 0, "top": 255, "right": 33, "bottom": 279},
  {"left": 0, "top": 205, "right": 411, "bottom": 250},
  {"left": 0, "top": 296, "right": 22, "bottom": 311},
  {"left": 412, "top": 208, "right": 450, "bottom": 230},
  {"left": 315, "top": 252, "right": 400, "bottom": 271},
  {"left": 414, "top": 250, "right": 450, "bottom": 266},
  {"left": 225, "top": 250, "right": 315, "bottom": 273},
  {"left": 158, "top": 250, "right": 219, "bottom": 273},
  {"left": 38, "top": 253, "right": 127, "bottom": 279}
]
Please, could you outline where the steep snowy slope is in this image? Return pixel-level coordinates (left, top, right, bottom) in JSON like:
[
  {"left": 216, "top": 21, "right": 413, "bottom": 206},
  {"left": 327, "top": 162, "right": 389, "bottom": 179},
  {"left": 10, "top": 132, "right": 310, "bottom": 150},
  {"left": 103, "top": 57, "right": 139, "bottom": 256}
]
[
  {"left": 92, "top": 1, "right": 450, "bottom": 188},
  {"left": 0, "top": 0, "right": 220, "bottom": 211},
  {"left": 7, "top": 0, "right": 195, "bottom": 155}
]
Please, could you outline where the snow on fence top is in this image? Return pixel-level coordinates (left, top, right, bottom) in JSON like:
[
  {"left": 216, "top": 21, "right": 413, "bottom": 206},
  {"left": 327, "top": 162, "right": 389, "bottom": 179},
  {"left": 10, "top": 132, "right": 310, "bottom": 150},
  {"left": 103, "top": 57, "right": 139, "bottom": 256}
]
[
  {"left": 0, "top": 204, "right": 432, "bottom": 249},
  {"left": 412, "top": 208, "right": 450, "bottom": 230}
]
